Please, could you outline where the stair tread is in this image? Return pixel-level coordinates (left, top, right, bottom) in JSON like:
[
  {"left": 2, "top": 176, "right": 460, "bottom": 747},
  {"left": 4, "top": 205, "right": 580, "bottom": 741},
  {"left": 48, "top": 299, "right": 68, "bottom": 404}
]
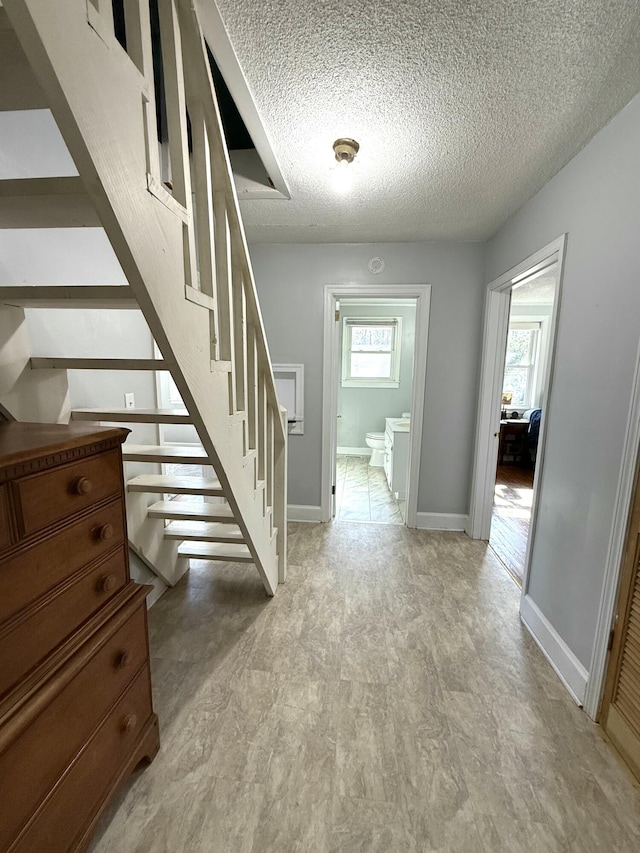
[
  {"left": 128, "top": 474, "right": 223, "bottom": 495},
  {"left": 164, "top": 521, "right": 244, "bottom": 542},
  {"left": 31, "top": 357, "right": 168, "bottom": 370},
  {"left": 123, "top": 444, "right": 209, "bottom": 463},
  {"left": 0, "top": 285, "right": 137, "bottom": 309},
  {"left": 147, "top": 500, "right": 235, "bottom": 522},
  {"left": 0, "top": 176, "right": 99, "bottom": 228},
  {"left": 72, "top": 407, "right": 191, "bottom": 424},
  {"left": 178, "top": 541, "right": 253, "bottom": 562}
]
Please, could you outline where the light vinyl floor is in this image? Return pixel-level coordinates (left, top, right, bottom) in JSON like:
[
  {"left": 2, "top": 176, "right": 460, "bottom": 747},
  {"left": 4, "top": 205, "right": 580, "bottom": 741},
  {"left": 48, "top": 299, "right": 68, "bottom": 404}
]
[{"left": 90, "top": 523, "right": 640, "bottom": 852}]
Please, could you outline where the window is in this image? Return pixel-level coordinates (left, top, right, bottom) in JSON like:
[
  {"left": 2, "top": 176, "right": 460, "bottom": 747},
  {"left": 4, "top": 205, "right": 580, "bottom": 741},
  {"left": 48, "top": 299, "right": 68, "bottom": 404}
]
[
  {"left": 342, "top": 318, "right": 402, "bottom": 387},
  {"left": 502, "top": 322, "right": 541, "bottom": 408}
]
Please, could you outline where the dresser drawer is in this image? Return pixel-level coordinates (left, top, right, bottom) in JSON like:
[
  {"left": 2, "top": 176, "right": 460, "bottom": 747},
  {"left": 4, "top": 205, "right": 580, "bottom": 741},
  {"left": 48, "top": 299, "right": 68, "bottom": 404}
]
[
  {"left": 0, "top": 498, "right": 125, "bottom": 625},
  {"left": 13, "top": 449, "right": 122, "bottom": 537},
  {"left": 0, "top": 485, "right": 12, "bottom": 553},
  {"left": 0, "top": 550, "right": 128, "bottom": 699},
  {"left": 0, "top": 601, "right": 150, "bottom": 849},
  {"left": 10, "top": 666, "right": 154, "bottom": 853}
]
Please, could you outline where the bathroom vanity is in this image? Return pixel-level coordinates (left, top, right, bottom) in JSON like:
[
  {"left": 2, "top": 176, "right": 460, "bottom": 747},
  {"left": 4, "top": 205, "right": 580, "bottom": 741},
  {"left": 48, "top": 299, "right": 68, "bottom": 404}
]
[{"left": 384, "top": 418, "right": 410, "bottom": 500}]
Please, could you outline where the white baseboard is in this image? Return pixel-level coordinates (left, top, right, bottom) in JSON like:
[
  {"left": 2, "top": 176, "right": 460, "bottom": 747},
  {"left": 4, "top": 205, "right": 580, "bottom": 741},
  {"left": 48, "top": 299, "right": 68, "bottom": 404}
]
[
  {"left": 337, "top": 446, "right": 371, "bottom": 456},
  {"left": 287, "top": 504, "right": 323, "bottom": 523},
  {"left": 415, "top": 512, "right": 469, "bottom": 531},
  {"left": 520, "top": 594, "right": 588, "bottom": 706}
]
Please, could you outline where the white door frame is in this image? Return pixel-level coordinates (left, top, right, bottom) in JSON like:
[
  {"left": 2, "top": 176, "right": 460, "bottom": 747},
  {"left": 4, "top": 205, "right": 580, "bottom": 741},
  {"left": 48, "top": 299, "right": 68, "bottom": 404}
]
[
  {"left": 321, "top": 283, "right": 431, "bottom": 527},
  {"left": 466, "top": 235, "right": 566, "bottom": 600},
  {"left": 583, "top": 338, "right": 640, "bottom": 718}
]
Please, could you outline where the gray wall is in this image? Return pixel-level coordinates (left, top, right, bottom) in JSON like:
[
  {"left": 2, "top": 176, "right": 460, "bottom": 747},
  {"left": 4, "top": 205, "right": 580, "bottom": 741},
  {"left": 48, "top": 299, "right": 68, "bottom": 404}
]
[
  {"left": 250, "top": 242, "right": 486, "bottom": 511},
  {"left": 337, "top": 302, "right": 415, "bottom": 448},
  {"left": 486, "top": 93, "right": 640, "bottom": 670}
]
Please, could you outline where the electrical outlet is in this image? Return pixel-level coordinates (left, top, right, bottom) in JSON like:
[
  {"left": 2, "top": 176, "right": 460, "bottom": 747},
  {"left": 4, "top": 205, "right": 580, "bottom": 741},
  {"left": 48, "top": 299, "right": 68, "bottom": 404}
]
[{"left": 124, "top": 392, "right": 135, "bottom": 409}]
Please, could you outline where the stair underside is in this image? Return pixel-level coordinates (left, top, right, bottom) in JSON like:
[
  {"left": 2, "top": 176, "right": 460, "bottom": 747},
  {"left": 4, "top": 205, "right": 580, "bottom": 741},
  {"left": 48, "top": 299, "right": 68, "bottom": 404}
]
[
  {"left": 31, "top": 357, "right": 168, "bottom": 371},
  {"left": 147, "top": 500, "right": 236, "bottom": 523},
  {"left": 178, "top": 541, "right": 253, "bottom": 563},
  {"left": 0, "top": 22, "right": 48, "bottom": 111},
  {"left": 123, "top": 444, "right": 208, "bottom": 464},
  {"left": 72, "top": 408, "right": 191, "bottom": 424},
  {"left": 0, "top": 177, "right": 99, "bottom": 228},
  {"left": 164, "top": 521, "right": 244, "bottom": 543},
  {"left": 0, "top": 286, "right": 138, "bottom": 309},
  {"left": 128, "top": 474, "right": 224, "bottom": 496}
]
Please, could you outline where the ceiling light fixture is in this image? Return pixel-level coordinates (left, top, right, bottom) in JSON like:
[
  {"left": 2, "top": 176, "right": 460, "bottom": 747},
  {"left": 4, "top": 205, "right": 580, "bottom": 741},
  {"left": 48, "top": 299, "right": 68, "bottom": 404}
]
[
  {"left": 332, "top": 137, "right": 359, "bottom": 194},
  {"left": 333, "top": 137, "right": 360, "bottom": 164}
]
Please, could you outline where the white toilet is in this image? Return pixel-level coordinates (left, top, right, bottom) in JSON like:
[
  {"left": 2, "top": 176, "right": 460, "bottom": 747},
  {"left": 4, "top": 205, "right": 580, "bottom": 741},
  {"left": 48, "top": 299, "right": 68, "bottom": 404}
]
[{"left": 365, "top": 431, "right": 385, "bottom": 467}]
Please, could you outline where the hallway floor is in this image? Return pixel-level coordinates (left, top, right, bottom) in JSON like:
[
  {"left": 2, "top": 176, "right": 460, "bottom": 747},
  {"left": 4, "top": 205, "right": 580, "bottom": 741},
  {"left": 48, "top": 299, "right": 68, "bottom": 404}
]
[
  {"left": 336, "top": 455, "right": 406, "bottom": 523},
  {"left": 90, "top": 523, "right": 640, "bottom": 852}
]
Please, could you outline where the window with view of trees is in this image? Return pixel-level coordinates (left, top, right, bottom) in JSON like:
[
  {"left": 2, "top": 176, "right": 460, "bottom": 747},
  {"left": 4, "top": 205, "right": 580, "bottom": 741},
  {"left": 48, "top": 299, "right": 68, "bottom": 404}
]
[
  {"left": 502, "top": 322, "right": 541, "bottom": 408},
  {"left": 342, "top": 318, "right": 402, "bottom": 387}
]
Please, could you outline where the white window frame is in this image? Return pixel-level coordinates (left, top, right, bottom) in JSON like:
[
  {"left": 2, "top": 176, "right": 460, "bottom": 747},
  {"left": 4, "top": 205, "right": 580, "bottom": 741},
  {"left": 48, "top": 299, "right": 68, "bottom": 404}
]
[
  {"left": 502, "top": 321, "right": 542, "bottom": 410},
  {"left": 341, "top": 317, "right": 402, "bottom": 388}
]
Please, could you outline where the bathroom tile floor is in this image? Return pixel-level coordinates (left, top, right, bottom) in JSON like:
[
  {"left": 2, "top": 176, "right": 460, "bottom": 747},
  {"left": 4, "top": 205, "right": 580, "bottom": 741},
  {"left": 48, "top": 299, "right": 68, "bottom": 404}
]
[
  {"left": 336, "top": 454, "right": 405, "bottom": 524},
  {"left": 89, "top": 522, "right": 640, "bottom": 852}
]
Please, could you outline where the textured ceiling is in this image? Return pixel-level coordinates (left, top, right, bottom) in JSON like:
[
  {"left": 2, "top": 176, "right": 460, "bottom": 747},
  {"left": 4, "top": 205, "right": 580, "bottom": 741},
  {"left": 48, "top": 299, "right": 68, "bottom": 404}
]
[{"left": 208, "top": 0, "right": 640, "bottom": 243}]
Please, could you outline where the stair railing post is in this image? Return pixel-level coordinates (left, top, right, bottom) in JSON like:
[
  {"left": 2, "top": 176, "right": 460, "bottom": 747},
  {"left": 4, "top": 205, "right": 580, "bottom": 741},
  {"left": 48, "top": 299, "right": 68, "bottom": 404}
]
[{"left": 274, "top": 405, "right": 288, "bottom": 584}]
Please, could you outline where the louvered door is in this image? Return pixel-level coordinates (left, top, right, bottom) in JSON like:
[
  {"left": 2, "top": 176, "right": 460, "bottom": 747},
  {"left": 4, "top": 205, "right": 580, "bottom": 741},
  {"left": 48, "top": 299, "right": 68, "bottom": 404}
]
[{"left": 600, "top": 461, "right": 640, "bottom": 782}]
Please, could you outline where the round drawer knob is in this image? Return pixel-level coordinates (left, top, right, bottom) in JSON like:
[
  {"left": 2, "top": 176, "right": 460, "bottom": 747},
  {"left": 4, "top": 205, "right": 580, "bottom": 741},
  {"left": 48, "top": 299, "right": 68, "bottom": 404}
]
[
  {"left": 116, "top": 650, "right": 132, "bottom": 669},
  {"left": 121, "top": 714, "right": 138, "bottom": 734},
  {"left": 98, "top": 573, "right": 117, "bottom": 593},
  {"left": 97, "top": 523, "right": 114, "bottom": 542},
  {"left": 73, "top": 476, "right": 93, "bottom": 495}
]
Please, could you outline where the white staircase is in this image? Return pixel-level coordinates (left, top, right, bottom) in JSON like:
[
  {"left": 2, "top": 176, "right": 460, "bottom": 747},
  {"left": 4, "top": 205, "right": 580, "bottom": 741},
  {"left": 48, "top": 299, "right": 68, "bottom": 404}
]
[{"left": 0, "top": 0, "right": 287, "bottom": 596}]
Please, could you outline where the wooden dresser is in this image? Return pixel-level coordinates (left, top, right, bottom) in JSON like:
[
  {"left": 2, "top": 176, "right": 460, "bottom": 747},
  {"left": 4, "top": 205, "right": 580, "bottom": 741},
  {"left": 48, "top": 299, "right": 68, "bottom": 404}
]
[{"left": 0, "top": 422, "right": 159, "bottom": 853}]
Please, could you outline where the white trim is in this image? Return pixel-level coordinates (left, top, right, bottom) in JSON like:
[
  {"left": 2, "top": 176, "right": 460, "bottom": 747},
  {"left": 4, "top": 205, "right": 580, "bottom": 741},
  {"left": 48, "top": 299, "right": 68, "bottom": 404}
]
[
  {"left": 196, "top": 2, "right": 290, "bottom": 200},
  {"left": 415, "top": 512, "right": 468, "bottom": 531},
  {"left": 337, "top": 446, "right": 371, "bottom": 456},
  {"left": 321, "top": 284, "right": 431, "bottom": 529},
  {"left": 520, "top": 595, "right": 588, "bottom": 706},
  {"left": 273, "top": 363, "right": 304, "bottom": 435},
  {"left": 287, "top": 504, "right": 322, "bottom": 523},
  {"left": 583, "top": 335, "right": 640, "bottom": 719}
]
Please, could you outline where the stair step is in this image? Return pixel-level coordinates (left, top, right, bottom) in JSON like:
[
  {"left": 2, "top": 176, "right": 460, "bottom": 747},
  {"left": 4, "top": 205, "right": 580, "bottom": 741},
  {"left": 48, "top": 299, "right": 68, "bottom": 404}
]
[
  {"left": 31, "top": 357, "right": 168, "bottom": 371},
  {"left": 122, "top": 444, "right": 208, "bottom": 464},
  {"left": 0, "top": 286, "right": 137, "bottom": 309},
  {"left": 178, "top": 541, "right": 253, "bottom": 563},
  {"left": 147, "top": 500, "right": 236, "bottom": 523},
  {"left": 71, "top": 407, "right": 191, "bottom": 424},
  {"left": 164, "top": 521, "right": 244, "bottom": 543},
  {"left": 127, "top": 474, "right": 224, "bottom": 496},
  {"left": 0, "top": 177, "right": 99, "bottom": 228}
]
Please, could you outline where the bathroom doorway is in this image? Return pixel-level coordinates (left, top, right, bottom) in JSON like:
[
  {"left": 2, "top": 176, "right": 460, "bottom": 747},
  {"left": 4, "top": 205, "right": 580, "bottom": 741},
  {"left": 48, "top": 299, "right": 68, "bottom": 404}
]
[{"left": 321, "top": 284, "right": 431, "bottom": 526}]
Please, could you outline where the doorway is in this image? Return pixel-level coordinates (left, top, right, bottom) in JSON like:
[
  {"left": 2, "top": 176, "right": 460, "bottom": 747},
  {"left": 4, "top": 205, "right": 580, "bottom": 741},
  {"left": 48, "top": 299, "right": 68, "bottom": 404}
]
[
  {"left": 490, "top": 266, "right": 557, "bottom": 583},
  {"left": 321, "top": 284, "right": 431, "bottom": 527},
  {"left": 335, "top": 298, "right": 416, "bottom": 524},
  {"left": 599, "top": 451, "right": 640, "bottom": 782},
  {"left": 467, "top": 235, "right": 565, "bottom": 596}
]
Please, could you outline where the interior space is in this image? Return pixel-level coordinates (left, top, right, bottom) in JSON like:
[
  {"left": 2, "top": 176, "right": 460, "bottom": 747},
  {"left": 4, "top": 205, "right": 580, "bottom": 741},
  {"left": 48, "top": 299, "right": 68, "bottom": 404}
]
[{"left": 1, "top": 1, "right": 640, "bottom": 850}]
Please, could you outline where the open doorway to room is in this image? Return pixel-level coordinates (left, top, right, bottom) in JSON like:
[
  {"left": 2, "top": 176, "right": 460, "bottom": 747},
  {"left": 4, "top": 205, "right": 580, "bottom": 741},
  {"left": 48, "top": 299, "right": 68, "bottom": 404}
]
[
  {"left": 467, "top": 235, "right": 565, "bottom": 593},
  {"left": 321, "top": 284, "right": 431, "bottom": 528},
  {"left": 490, "top": 267, "right": 557, "bottom": 583}
]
